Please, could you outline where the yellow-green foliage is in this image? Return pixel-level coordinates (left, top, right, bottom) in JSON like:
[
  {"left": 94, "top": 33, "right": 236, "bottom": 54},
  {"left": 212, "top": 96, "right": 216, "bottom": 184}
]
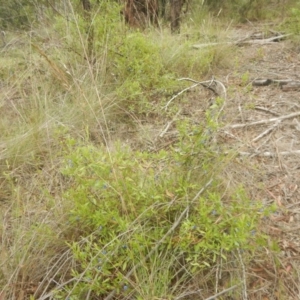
[
  {"left": 54, "top": 122, "right": 271, "bottom": 298},
  {"left": 112, "top": 32, "right": 177, "bottom": 112},
  {"left": 281, "top": 3, "right": 300, "bottom": 36},
  {"left": 202, "top": 0, "right": 277, "bottom": 21}
]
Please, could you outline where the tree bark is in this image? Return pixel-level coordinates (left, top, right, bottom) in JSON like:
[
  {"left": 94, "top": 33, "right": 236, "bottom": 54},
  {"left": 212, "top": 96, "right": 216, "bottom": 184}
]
[
  {"left": 170, "top": 0, "right": 182, "bottom": 33},
  {"left": 82, "top": 0, "right": 91, "bottom": 11}
]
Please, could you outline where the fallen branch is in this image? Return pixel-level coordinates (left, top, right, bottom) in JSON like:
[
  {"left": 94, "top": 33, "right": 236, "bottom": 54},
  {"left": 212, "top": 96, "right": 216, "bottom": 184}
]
[
  {"left": 163, "top": 77, "right": 227, "bottom": 112},
  {"left": 193, "top": 41, "right": 232, "bottom": 49},
  {"left": 226, "top": 111, "right": 300, "bottom": 129},
  {"left": 238, "top": 33, "right": 292, "bottom": 45},
  {"left": 239, "top": 150, "right": 300, "bottom": 157},
  {"left": 252, "top": 120, "right": 281, "bottom": 142},
  {"left": 252, "top": 78, "right": 300, "bottom": 87},
  {"left": 255, "top": 106, "right": 280, "bottom": 116},
  {"left": 192, "top": 34, "right": 292, "bottom": 49},
  {"left": 178, "top": 77, "right": 227, "bottom": 99},
  {"left": 163, "top": 82, "right": 201, "bottom": 110}
]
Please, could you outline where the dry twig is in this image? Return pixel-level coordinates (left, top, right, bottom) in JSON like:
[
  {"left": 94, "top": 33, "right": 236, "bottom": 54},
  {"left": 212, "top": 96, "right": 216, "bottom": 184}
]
[
  {"left": 163, "top": 82, "right": 201, "bottom": 110},
  {"left": 178, "top": 77, "right": 227, "bottom": 99},
  {"left": 254, "top": 106, "right": 280, "bottom": 116},
  {"left": 227, "top": 111, "right": 300, "bottom": 129},
  {"left": 163, "top": 77, "right": 227, "bottom": 111},
  {"left": 192, "top": 33, "right": 292, "bottom": 49},
  {"left": 252, "top": 120, "right": 281, "bottom": 142},
  {"left": 239, "top": 150, "right": 300, "bottom": 157}
]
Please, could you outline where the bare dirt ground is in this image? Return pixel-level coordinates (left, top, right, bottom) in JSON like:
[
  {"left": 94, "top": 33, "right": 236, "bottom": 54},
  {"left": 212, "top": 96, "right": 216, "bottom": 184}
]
[{"left": 202, "top": 25, "right": 300, "bottom": 299}]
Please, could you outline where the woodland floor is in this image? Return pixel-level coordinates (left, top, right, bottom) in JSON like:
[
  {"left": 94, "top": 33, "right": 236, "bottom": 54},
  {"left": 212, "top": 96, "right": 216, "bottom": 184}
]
[
  {"left": 124, "top": 24, "right": 300, "bottom": 299},
  {"left": 221, "top": 25, "right": 300, "bottom": 300},
  {"left": 191, "top": 24, "right": 300, "bottom": 299},
  {"left": 2, "top": 22, "right": 300, "bottom": 299}
]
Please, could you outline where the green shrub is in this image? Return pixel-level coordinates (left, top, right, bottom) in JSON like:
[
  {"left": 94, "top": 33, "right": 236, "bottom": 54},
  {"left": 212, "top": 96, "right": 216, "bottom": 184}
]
[
  {"left": 55, "top": 120, "right": 272, "bottom": 299},
  {"left": 112, "top": 32, "right": 177, "bottom": 113},
  {"left": 281, "top": 3, "right": 300, "bottom": 36},
  {"left": 202, "top": 0, "right": 274, "bottom": 21},
  {"left": 0, "top": 0, "right": 36, "bottom": 29}
]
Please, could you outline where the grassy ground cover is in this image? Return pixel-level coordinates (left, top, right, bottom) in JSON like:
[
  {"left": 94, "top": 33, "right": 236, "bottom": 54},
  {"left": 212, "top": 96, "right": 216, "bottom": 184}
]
[{"left": 1, "top": 1, "right": 298, "bottom": 299}]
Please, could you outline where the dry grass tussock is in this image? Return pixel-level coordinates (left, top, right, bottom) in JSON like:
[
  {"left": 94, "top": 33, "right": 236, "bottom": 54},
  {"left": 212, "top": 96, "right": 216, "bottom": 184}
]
[{"left": 0, "top": 25, "right": 113, "bottom": 299}]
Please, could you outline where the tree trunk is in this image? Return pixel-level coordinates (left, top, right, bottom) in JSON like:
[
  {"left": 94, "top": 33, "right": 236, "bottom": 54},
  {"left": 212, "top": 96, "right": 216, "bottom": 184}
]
[
  {"left": 170, "top": 0, "right": 182, "bottom": 33},
  {"left": 82, "top": 0, "right": 91, "bottom": 11}
]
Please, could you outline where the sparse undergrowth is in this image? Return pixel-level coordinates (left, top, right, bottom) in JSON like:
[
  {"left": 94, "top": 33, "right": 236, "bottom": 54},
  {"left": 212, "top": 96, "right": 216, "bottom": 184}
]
[{"left": 1, "top": 0, "right": 297, "bottom": 299}]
